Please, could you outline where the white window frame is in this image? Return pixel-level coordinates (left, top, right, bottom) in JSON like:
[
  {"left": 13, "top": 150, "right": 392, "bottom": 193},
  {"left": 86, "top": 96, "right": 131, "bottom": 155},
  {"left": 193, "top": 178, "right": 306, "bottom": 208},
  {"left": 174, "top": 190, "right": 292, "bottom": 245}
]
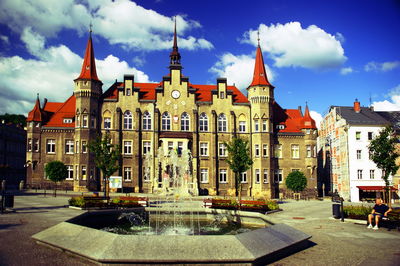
[
  {"left": 254, "top": 144, "right": 260, "bottom": 157},
  {"left": 200, "top": 168, "right": 208, "bottom": 183},
  {"left": 291, "top": 144, "right": 300, "bottom": 159},
  {"left": 124, "top": 167, "right": 132, "bottom": 181},
  {"left": 218, "top": 114, "right": 227, "bottom": 132},
  {"left": 262, "top": 144, "right": 268, "bottom": 157},
  {"left": 124, "top": 111, "right": 133, "bottom": 130},
  {"left": 263, "top": 169, "right": 268, "bottom": 183},
  {"left": 65, "top": 140, "right": 74, "bottom": 154},
  {"left": 46, "top": 139, "right": 55, "bottom": 154},
  {"left": 199, "top": 113, "right": 208, "bottom": 132},
  {"left": 143, "top": 141, "right": 151, "bottom": 155},
  {"left": 240, "top": 172, "right": 247, "bottom": 183},
  {"left": 238, "top": 121, "right": 246, "bottom": 133},
  {"left": 181, "top": 112, "right": 190, "bottom": 131},
  {"left": 104, "top": 117, "right": 111, "bottom": 129},
  {"left": 262, "top": 119, "right": 268, "bottom": 132},
  {"left": 255, "top": 169, "right": 260, "bottom": 184},
  {"left": 143, "top": 111, "right": 152, "bottom": 130},
  {"left": 356, "top": 150, "right": 362, "bottom": 160},
  {"left": 200, "top": 142, "right": 208, "bottom": 156},
  {"left": 357, "top": 169, "right": 363, "bottom": 179},
  {"left": 82, "top": 141, "right": 87, "bottom": 153},
  {"left": 82, "top": 115, "right": 88, "bottom": 128},
  {"left": 274, "top": 169, "right": 283, "bottom": 183},
  {"left": 219, "top": 143, "right": 227, "bottom": 157},
  {"left": 254, "top": 119, "right": 259, "bottom": 132},
  {"left": 66, "top": 165, "right": 74, "bottom": 180},
  {"left": 124, "top": 141, "right": 132, "bottom": 155},
  {"left": 306, "top": 145, "right": 312, "bottom": 158},
  {"left": 370, "top": 169, "right": 375, "bottom": 179},
  {"left": 219, "top": 169, "right": 227, "bottom": 183},
  {"left": 162, "top": 112, "right": 171, "bottom": 130}
]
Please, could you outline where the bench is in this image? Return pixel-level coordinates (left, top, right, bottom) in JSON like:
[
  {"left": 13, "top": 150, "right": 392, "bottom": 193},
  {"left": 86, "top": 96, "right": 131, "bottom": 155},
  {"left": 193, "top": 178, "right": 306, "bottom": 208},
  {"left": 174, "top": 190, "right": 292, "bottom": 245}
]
[
  {"left": 118, "top": 196, "right": 149, "bottom": 207},
  {"left": 239, "top": 200, "right": 268, "bottom": 210},
  {"left": 83, "top": 196, "right": 109, "bottom": 208},
  {"left": 381, "top": 209, "right": 400, "bottom": 231}
]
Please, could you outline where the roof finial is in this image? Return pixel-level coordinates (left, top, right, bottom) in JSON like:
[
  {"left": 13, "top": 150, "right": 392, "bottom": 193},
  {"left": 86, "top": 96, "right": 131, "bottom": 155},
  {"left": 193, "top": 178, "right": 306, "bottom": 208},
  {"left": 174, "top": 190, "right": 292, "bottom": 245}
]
[
  {"left": 89, "top": 22, "right": 93, "bottom": 37},
  {"left": 169, "top": 16, "right": 181, "bottom": 67},
  {"left": 257, "top": 30, "right": 260, "bottom": 46},
  {"left": 37, "top": 93, "right": 39, "bottom": 99}
]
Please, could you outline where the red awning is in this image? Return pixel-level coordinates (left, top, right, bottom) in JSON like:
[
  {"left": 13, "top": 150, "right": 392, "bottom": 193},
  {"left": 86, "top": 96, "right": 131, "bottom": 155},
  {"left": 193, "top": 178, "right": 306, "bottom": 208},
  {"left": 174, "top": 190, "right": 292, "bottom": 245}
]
[{"left": 357, "top": 186, "right": 397, "bottom": 192}]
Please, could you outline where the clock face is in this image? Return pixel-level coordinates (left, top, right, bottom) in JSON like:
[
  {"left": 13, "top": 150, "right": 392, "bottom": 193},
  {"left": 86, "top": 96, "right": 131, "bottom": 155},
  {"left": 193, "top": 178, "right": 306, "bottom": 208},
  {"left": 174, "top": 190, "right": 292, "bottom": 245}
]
[{"left": 171, "top": 90, "right": 180, "bottom": 99}]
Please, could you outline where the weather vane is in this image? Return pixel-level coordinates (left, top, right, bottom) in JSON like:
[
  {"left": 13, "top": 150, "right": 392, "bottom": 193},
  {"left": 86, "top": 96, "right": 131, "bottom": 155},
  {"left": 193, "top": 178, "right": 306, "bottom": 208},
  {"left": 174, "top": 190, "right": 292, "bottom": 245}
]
[{"left": 257, "top": 30, "right": 260, "bottom": 46}]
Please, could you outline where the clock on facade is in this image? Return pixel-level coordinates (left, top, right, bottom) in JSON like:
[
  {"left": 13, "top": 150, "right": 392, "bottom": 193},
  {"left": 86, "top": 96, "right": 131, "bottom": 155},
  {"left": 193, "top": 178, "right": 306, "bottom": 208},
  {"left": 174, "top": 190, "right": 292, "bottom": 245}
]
[{"left": 171, "top": 90, "right": 180, "bottom": 99}]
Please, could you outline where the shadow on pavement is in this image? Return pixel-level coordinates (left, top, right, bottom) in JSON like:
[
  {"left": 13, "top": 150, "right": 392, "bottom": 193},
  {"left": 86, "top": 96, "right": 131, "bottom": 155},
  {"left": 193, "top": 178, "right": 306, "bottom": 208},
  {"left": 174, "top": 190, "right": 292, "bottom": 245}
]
[{"left": 0, "top": 223, "right": 21, "bottom": 230}]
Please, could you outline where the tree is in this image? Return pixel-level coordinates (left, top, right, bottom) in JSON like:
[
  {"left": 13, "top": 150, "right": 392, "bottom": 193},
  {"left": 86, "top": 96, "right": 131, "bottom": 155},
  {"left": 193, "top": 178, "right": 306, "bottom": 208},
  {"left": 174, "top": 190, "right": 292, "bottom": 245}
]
[
  {"left": 88, "top": 133, "right": 121, "bottom": 198},
  {"left": 0, "top": 113, "right": 26, "bottom": 127},
  {"left": 224, "top": 137, "right": 253, "bottom": 205},
  {"left": 369, "top": 125, "right": 399, "bottom": 206},
  {"left": 285, "top": 170, "right": 307, "bottom": 193},
  {"left": 45, "top": 161, "right": 68, "bottom": 197}
]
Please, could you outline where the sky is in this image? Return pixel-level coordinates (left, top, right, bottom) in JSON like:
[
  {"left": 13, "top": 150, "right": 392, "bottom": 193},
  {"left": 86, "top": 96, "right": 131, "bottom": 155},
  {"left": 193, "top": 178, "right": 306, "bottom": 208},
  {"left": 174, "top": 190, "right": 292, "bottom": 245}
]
[{"left": 0, "top": 0, "right": 399, "bottom": 127}]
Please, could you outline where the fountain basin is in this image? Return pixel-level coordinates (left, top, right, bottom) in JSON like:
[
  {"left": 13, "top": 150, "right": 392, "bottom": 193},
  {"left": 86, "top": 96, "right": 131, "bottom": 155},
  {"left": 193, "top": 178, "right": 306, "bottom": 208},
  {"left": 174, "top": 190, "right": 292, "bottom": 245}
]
[{"left": 32, "top": 208, "right": 311, "bottom": 264}]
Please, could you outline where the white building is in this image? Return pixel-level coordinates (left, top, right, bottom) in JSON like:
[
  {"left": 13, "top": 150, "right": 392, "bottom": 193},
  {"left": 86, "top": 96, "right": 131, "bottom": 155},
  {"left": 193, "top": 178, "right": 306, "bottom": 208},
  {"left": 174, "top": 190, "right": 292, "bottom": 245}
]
[{"left": 319, "top": 100, "right": 395, "bottom": 202}]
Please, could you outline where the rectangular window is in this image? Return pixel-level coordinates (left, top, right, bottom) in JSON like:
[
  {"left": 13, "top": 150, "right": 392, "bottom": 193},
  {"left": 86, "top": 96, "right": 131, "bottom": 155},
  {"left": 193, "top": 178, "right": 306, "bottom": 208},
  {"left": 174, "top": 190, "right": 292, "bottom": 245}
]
[
  {"left": 124, "top": 141, "right": 132, "bottom": 154},
  {"left": 124, "top": 167, "right": 132, "bottom": 181},
  {"left": 104, "top": 117, "right": 111, "bottom": 129},
  {"left": 219, "top": 143, "right": 227, "bottom": 157},
  {"left": 65, "top": 140, "right": 74, "bottom": 154},
  {"left": 306, "top": 129, "right": 311, "bottom": 135},
  {"left": 220, "top": 91, "right": 224, "bottom": 99},
  {"left": 357, "top": 169, "right": 363, "bottom": 179},
  {"left": 143, "top": 141, "right": 151, "bottom": 155},
  {"left": 274, "top": 169, "right": 283, "bottom": 183},
  {"left": 356, "top": 131, "right": 361, "bottom": 140},
  {"left": 75, "top": 165, "right": 79, "bottom": 180},
  {"left": 255, "top": 169, "right": 260, "bottom": 183},
  {"left": 240, "top": 172, "right": 247, "bottom": 183},
  {"left": 82, "top": 141, "right": 87, "bottom": 153},
  {"left": 66, "top": 165, "right": 73, "bottom": 180},
  {"left": 263, "top": 169, "right": 268, "bottom": 183},
  {"left": 356, "top": 150, "right": 361, "bottom": 160},
  {"left": 82, "top": 115, "right": 88, "bottom": 128},
  {"left": 200, "top": 142, "right": 208, "bottom": 156},
  {"left": 219, "top": 169, "right": 227, "bottom": 183},
  {"left": 126, "top": 88, "right": 131, "bottom": 96},
  {"left": 274, "top": 144, "right": 282, "bottom": 158},
  {"left": 81, "top": 166, "right": 87, "bottom": 180},
  {"left": 370, "top": 169, "right": 375, "bottom": 179},
  {"left": 200, "top": 168, "right": 208, "bottom": 183},
  {"left": 27, "top": 138, "right": 32, "bottom": 152},
  {"left": 306, "top": 145, "right": 312, "bottom": 158},
  {"left": 75, "top": 141, "right": 79, "bottom": 153},
  {"left": 291, "top": 144, "right": 300, "bottom": 159},
  {"left": 168, "top": 141, "right": 173, "bottom": 150},
  {"left": 254, "top": 144, "right": 260, "bottom": 157},
  {"left": 239, "top": 121, "right": 246, "bottom": 132},
  {"left": 177, "top": 142, "right": 183, "bottom": 155},
  {"left": 34, "top": 139, "right": 39, "bottom": 152},
  {"left": 46, "top": 139, "right": 55, "bottom": 153},
  {"left": 254, "top": 120, "right": 259, "bottom": 132},
  {"left": 262, "top": 119, "right": 268, "bottom": 132},
  {"left": 262, "top": 144, "right": 268, "bottom": 157},
  {"left": 368, "top": 132, "right": 373, "bottom": 140}
]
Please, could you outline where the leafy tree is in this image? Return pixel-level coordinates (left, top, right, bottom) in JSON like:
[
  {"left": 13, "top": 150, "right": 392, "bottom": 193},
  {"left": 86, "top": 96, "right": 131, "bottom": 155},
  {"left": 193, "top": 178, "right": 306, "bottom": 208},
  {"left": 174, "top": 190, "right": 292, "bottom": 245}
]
[
  {"left": 0, "top": 113, "right": 26, "bottom": 127},
  {"left": 45, "top": 161, "right": 68, "bottom": 197},
  {"left": 285, "top": 170, "right": 307, "bottom": 193},
  {"left": 224, "top": 137, "right": 253, "bottom": 205},
  {"left": 369, "top": 125, "right": 399, "bottom": 206},
  {"left": 88, "top": 133, "right": 121, "bottom": 198}
]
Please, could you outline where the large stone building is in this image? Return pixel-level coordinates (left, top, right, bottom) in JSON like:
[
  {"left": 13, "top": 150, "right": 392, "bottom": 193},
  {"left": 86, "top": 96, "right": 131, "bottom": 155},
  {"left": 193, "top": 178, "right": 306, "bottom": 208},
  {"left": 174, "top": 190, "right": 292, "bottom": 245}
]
[{"left": 26, "top": 27, "right": 317, "bottom": 198}]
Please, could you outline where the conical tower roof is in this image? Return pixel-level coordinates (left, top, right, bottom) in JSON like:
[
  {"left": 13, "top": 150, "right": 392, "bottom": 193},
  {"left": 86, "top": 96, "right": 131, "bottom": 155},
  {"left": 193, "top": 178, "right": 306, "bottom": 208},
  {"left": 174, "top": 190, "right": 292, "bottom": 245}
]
[
  {"left": 249, "top": 37, "right": 272, "bottom": 87},
  {"left": 76, "top": 30, "right": 100, "bottom": 81}
]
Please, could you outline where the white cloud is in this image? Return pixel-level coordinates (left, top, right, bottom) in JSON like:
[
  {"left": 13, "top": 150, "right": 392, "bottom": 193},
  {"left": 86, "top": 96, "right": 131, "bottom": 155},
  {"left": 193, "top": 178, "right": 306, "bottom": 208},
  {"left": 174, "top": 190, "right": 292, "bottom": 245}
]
[
  {"left": 310, "top": 110, "right": 323, "bottom": 129},
  {"left": 0, "top": 0, "right": 212, "bottom": 51},
  {"left": 335, "top": 32, "right": 345, "bottom": 44},
  {"left": 0, "top": 34, "right": 9, "bottom": 44},
  {"left": 0, "top": 28, "right": 152, "bottom": 115},
  {"left": 209, "top": 52, "right": 275, "bottom": 90},
  {"left": 364, "top": 61, "right": 400, "bottom": 72},
  {"left": 241, "top": 22, "right": 347, "bottom": 69},
  {"left": 340, "top": 67, "right": 353, "bottom": 75},
  {"left": 372, "top": 84, "right": 400, "bottom": 111}
]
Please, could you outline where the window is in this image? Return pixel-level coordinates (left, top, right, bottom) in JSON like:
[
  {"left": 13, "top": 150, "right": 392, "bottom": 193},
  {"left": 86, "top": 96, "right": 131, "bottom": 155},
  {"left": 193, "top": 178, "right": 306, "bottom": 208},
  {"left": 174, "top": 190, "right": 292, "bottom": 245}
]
[
  {"left": 219, "top": 169, "right": 227, "bottom": 183},
  {"left": 357, "top": 169, "right": 363, "bottom": 179},
  {"left": 91, "top": 117, "right": 95, "bottom": 128},
  {"left": 200, "top": 169, "right": 208, "bottom": 183},
  {"left": 356, "top": 150, "right": 361, "bottom": 160},
  {"left": 220, "top": 91, "right": 224, "bottom": 99},
  {"left": 254, "top": 144, "right": 260, "bottom": 157},
  {"left": 274, "top": 144, "right": 282, "bottom": 158},
  {"left": 200, "top": 142, "right": 208, "bottom": 156},
  {"left": 356, "top": 131, "right": 361, "bottom": 140},
  {"left": 306, "top": 129, "right": 311, "bottom": 134},
  {"left": 124, "top": 167, "right": 132, "bottom": 181},
  {"left": 66, "top": 165, "right": 73, "bottom": 180},
  {"left": 63, "top": 118, "right": 73, "bottom": 124},
  {"left": 218, "top": 114, "right": 227, "bottom": 132},
  {"left": 181, "top": 112, "right": 190, "bottom": 131},
  {"left": 27, "top": 138, "right": 32, "bottom": 151},
  {"left": 239, "top": 121, "right": 246, "bottom": 132},
  {"left": 143, "top": 111, "right": 151, "bottom": 130},
  {"left": 370, "top": 169, "right": 375, "bottom": 179},
  {"left": 82, "top": 115, "right": 88, "bottom": 128},
  {"left": 167, "top": 141, "right": 173, "bottom": 151},
  {"left": 240, "top": 172, "right": 247, "bottom": 183},
  {"left": 82, "top": 141, "right": 87, "bottom": 153},
  {"left": 104, "top": 117, "right": 111, "bottom": 129},
  {"left": 143, "top": 167, "right": 150, "bottom": 181},
  {"left": 34, "top": 139, "right": 39, "bottom": 152},
  {"left": 274, "top": 169, "right": 283, "bottom": 183},
  {"left": 162, "top": 112, "right": 171, "bottom": 130},
  {"left": 262, "top": 119, "right": 268, "bottom": 132},
  {"left": 254, "top": 119, "right": 259, "bottom": 132},
  {"left": 291, "top": 144, "right": 300, "bottom": 159},
  {"left": 81, "top": 166, "right": 87, "bottom": 180},
  {"left": 124, "top": 141, "right": 132, "bottom": 154},
  {"left": 65, "top": 140, "right": 74, "bottom": 154},
  {"left": 46, "top": 139, "right": 55, "bottom": 153},
  {"left": 255, "top": 169, "right": 260, "bottom": 183},
  {"left": 313, "top": 146, "right": 317, "bottom": 157},
  {"left": 75, "top": 165, "right": 79, "bottom": 180},
  {"left": 177, "top": 142, "right": 183, "bottom": 155},
  {"left": 75, "top": 141, "right": 79, "bottom": 153},
  {"left": 262, "top": 144, "right": 268, "bottom": 157},
  {"left": 368, "top": 132, "right": 373, "bottom": 140},
  {"left": 126, "top": 88, "right": 131, "bottom": 96},
  {"left": 219, "top": 143, "right": 227, "bottom": 157},
  {"left": 124, "top": 111, "right": 133, "bottom": 130},
  {"left": 306, "top": 145, "right": 312, "bottom": 158},
  {"left": 143, "top": 141, "right": 151, "bottom": 155},
  {"left": 263, "top": 169, "right": 268, "bottom": 183},
  {"left": 199, "top": 113, "right": 208, "bottom": 132}
]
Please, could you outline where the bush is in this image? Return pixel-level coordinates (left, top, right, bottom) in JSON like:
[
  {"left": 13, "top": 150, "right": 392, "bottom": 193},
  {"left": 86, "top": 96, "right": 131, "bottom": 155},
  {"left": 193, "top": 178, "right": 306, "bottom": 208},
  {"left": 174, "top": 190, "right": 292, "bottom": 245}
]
[
  {"left": 68, "top": 197, "right": 85, "bottom": 207},
  {"left": 343, "top": 205, "right": 372, "bottom": 220},
  {"left": 285, "top": 171, "right": 307, "bottom": 192}
]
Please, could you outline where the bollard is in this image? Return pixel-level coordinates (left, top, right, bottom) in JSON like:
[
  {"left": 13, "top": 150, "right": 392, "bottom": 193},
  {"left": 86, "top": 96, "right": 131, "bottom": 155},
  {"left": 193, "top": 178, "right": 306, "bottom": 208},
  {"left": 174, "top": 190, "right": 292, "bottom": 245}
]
[{"left": 340, "top": 197, "right": 344, "bottom": 222}]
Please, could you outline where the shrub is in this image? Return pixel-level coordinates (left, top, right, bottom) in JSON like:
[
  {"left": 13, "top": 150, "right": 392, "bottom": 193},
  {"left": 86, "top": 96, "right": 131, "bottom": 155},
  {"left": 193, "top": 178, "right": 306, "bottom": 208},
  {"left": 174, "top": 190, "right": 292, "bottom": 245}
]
[
  {"left": 343, "top": 205, "right": 372, "bottom": 219},
  {"left": 68, "top": 197, "right": 85, "bottom": 207},
  {"left": 285, "top": 171, "right": 307, "bottom": 192}
]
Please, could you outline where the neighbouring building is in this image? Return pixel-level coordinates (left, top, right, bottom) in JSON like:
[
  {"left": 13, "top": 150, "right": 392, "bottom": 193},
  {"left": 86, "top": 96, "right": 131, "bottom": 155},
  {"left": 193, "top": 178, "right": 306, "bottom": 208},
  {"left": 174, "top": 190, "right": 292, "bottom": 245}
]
[
  {"left": 26, "top": 26, "right": 318, "bottom": 198},
  {"left": 0, "top": 121, "right": 26, "bottom": 189},
  {"left": 318, "top": 100, "right": 399, "bottom": 202}
]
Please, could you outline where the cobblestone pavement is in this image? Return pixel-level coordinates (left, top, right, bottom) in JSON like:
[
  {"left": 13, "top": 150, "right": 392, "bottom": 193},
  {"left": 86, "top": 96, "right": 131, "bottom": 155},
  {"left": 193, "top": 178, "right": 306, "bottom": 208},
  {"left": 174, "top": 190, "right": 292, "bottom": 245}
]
[{"left": 0, "top": 192, "right": 399, "bottom": 265}]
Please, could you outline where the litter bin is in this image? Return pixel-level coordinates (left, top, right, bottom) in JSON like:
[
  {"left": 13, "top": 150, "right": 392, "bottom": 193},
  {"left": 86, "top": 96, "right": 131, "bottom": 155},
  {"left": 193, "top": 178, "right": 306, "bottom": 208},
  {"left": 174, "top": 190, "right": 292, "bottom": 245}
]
[
  {"left": 332, "top": 203, "right": 341, "bottom": 219},
  {"left": 4, "top": 194, "right": 14, "bottom": 208}
]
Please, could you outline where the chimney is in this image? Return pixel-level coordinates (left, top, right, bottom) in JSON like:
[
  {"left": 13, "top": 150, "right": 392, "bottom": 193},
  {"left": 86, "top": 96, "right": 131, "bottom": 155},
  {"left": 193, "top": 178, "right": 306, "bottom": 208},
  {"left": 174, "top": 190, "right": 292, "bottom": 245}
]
[
  {"left": 354, "top": 99, "right": 360, "bottom": 113},
  {"left": 43, "top": 98, "right": 48, "bottom": 108}
]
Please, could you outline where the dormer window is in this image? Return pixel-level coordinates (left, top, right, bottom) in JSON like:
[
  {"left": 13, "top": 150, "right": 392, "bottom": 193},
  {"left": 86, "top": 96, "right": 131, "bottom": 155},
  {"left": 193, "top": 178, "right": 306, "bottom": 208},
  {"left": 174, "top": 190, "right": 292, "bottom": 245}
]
[
  {"left": 63, "top": 118, "right": 73, "bottom": 124},
  {"left": 276, "top": 124, "right": 285, "bottom": 130},
  {"left": 126, "top": 88, "right": 131, "bottom": 96},
  {"left": 220, "top": 91, "right": 224, "bottom": 99}
]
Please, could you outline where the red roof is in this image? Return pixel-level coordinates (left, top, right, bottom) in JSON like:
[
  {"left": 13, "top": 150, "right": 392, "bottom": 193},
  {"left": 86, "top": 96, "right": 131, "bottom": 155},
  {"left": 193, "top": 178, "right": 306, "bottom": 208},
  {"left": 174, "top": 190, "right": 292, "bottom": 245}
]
[
  {"left": 273, "top": 102, "right": 316, "bottom": 133},
  {"left": 249, "top": 46, "right": 272, "bottom": 88},
  {"left": 302, "top": 105, "right": 316, "bottom": 129},
  {"left": 43, "top": 95, "right": 76, "bottom": 128},
  {"left": 76, "top": 34, "right": 100, "bottom": 82},
  {"left": 357, "top": 186, "right": 397, "bottom": 192},
  {"left": 27, "top": 97, "right": 43, "bottom": 122}
]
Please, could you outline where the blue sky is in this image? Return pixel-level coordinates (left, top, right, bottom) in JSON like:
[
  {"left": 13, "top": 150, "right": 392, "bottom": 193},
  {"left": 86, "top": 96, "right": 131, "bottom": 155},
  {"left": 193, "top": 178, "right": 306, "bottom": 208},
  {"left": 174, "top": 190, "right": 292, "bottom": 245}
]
[{"left": 0, "top": 0, "right": 399, "bottom": 126}]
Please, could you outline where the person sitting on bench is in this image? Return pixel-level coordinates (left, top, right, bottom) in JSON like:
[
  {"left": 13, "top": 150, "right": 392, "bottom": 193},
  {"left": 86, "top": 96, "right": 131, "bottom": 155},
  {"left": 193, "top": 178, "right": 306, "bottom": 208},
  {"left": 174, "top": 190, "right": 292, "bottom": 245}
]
[{"left": 367, "top": 198, "right": 391, "bottom": 230}]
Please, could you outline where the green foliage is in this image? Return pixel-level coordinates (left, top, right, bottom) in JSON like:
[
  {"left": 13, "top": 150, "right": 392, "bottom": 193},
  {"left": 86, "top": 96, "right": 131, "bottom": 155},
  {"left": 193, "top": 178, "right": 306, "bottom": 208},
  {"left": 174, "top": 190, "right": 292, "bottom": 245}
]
[
  {"left": 343, "top": 205, "right": 372, "bottom": 219},
  {"left": 285, "top": 170, "right": 307, "bottom": 192},
  {"left": 45, "top": 161, "right": 68, "bottom": 183},
  {"left": 369, "top": 126, "right": 400, "bottom": 187},
  {"left": 266, "top": 200, "right": 280, "bottom": 211},
  {"left": 68, "top": 197, "right": 85, "bottom": 207},
  {"left": 0, "top": 113, "right": 26, "bottom": 127}
]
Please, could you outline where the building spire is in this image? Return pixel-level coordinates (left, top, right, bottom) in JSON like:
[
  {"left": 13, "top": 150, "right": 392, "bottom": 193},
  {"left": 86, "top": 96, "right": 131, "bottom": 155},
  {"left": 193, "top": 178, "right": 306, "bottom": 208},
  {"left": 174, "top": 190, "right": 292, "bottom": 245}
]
[
  {"left": 169, "top": 16, "right": 181, "bottom": 67},
  {"left": 302, "top": 102, "right": 316, "bottom": 129},
  {"left": 249, "top": 37, "right": 271, "bottom": 88},
  {"left": 76, "top": 25, "right": 100, "bottom": 81}
]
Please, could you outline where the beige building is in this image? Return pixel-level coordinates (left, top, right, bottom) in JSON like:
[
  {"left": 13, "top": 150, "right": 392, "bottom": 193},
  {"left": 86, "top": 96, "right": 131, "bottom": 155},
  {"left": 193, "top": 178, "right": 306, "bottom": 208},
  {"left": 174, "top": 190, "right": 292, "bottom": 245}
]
[{"left": 26, "top": 27, "right": 318, "bottom": 198}]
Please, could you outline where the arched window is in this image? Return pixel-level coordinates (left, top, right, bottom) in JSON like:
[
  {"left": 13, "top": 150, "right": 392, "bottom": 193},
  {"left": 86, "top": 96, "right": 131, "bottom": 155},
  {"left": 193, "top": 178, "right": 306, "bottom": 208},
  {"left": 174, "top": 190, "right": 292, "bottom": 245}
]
[
  {"left": 181, "top": 112, "right": 190, "bottom": 131},
  {"left": 124, "top": 111, "right": 132, "bottom": 130},
  {"left": 218, "top": 113, "right": 227, "bottom": 132},
  {"left": 142, "top": 111, "right": 151, "bottom": 130},
  {"left": 162, "top": 112, "right": 171, "bottom": 130},
  {"left": 199, "top": 113, "right": 208, "bottom": 132},
  {"left": 103, "top": 110, "right": 111, "bottom": 129}
]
